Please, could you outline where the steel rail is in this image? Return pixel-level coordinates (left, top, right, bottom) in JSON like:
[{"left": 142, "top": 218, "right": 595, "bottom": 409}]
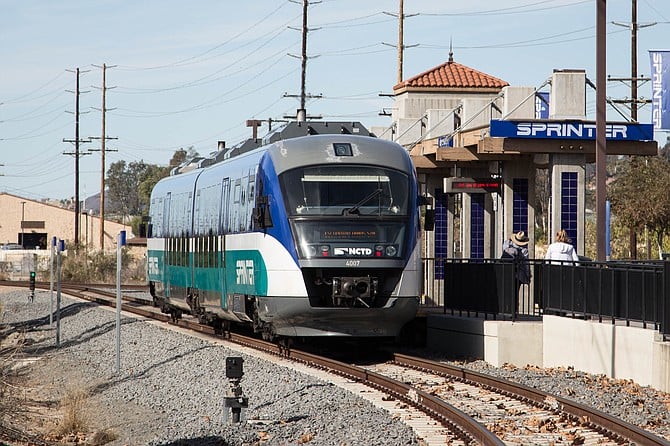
[
  {"left": 394, "top": 353, "right": 670, "bottom": 446},
  {"left": 12, "top": 282, "right": 656, "bottom": 445},
  {"left": 224, "top": 334, "right": 504, "bottom": 446},
  {"left": 286, "top": 348, "right": 505, "bottom": 446},
  {"left": 29, "top": 284, "right": 503, "bottom": 446}
]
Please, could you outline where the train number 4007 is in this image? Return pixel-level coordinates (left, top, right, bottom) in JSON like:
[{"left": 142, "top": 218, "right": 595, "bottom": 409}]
[{"left": 345, "top": 260, "right": 360, "bottom": 267}]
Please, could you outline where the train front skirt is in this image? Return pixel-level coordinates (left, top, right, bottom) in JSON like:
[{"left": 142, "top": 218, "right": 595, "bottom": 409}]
[{"left": 255, "top": 295, "right": 419, "bottom": 337}]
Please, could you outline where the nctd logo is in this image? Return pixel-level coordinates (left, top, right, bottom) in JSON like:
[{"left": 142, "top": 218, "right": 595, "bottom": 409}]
[{"left": 333, "top": 247, "right": 373, "bottom": 256}]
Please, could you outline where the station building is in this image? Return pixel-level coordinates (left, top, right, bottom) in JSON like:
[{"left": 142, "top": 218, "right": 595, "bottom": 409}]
[
  {"left": 370, "top": 55, "right": 667, "bottom": 391},
  {"left": 371, "top": 53, "right": 657, "bottom": 306}
]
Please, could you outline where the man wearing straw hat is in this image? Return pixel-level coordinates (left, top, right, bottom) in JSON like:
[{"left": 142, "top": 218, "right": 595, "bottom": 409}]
[{"left": 502, "top": 231, "right": 531, "bottom": 308}]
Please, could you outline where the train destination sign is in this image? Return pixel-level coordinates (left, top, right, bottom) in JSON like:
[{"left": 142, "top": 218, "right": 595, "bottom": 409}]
[
  {"left": 322, "top": 230, "right": 377, "bottom": 241},
  {"left": 444, "top": 177, "right": 500, "bottom": 194},
  {"left": 489, "top": 119, "right": 654, "bottom": 141}
]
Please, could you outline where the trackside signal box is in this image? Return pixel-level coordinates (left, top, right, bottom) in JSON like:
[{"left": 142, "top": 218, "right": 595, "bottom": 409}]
[{"left": 29, "top": 270, "right": 36, "bottom": 301}]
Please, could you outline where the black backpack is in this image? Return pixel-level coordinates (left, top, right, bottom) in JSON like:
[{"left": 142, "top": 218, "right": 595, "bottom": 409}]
[{"left": 502, "top": 246, "right": 531, "bottom": 284}]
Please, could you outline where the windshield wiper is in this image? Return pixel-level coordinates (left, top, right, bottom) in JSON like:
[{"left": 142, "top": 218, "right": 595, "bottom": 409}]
[{"left": 343, "top": 188, "right": 382, "bottom": 215}]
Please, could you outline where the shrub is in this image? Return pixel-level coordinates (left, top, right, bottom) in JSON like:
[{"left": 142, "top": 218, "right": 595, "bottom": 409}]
[
  {"left": 54, "top": 387, "right": 90, "bottom": 437},
  {"left": 60, "top": 249, "right": 143, "bottom": 283}
]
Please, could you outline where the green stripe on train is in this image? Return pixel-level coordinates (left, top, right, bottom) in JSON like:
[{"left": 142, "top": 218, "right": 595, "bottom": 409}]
[{"left": 147, "top": 249, "right": 268, "bottom": 296}]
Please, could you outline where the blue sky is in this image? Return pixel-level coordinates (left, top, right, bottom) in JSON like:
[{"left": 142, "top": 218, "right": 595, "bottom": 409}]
[{"left": 1, "top": 0, "right": 669, "bottom": 200}]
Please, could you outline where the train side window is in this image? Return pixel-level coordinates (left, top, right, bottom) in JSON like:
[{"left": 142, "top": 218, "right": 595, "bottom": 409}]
[
  {"left": 202, "top": 236, "right": 207, "bottom": 268},
  {"left": 171, "top": 237, "right": 175, "bottom": 266},
  {"left": 201, "top": 236, "right": 206, "bottom": 268},
  {"left": 181, "top": 235, "right": 186, "bottom": 266},
  {"left": 193, "top": 236, "right": 197, "bottom": 268},
  {"left": 248, "top": 175, "right": 255, "bottom": 203},
  {"left": 234, "top": 180, "right": 241, "bottom": 204},
  {"left": 201, "top": 236, "right": 205, "bottom": 268},
  {"left": 214, "top": 235, "right": 219, "bottom": 267},
  {"left": 186, "top": 235, "right": 191, "bottom": 267},
  {"left": 185, "top": 235, "right": 190, "bottom": 267},
  {"left": 177, "top": 236, "right": 180, "bottom": 266},
  {"left": 210, "top": 234, "right": 215, "bottom": 267},
  {"left": 205, "top": 235, "right": 214, "bottom": 268},
  {"left": 169, "top": 237, "right": 174, "bottom": 266},
  {"left": 196, "top": 236, "right": 201, "bottom": 268}
]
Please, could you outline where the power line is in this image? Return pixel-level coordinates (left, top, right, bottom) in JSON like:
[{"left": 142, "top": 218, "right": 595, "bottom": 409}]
[
  {"left": 418, "top": 0, "right": 590, "bottom": 17},
  {"left": 116, "top": 2, "right": 295, "bottom": 71}
]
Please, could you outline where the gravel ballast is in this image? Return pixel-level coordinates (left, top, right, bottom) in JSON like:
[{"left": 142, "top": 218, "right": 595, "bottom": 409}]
[
  {"left": 0, "top": 288, "right": 419, "bottom": 445},
  {"left": 2, "top": 287, "right": 670, "bottom": 445}
]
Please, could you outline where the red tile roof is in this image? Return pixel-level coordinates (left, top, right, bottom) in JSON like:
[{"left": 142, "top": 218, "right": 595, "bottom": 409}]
[{"left": 394, "top": 59, "right": 508, "bottom": 91}]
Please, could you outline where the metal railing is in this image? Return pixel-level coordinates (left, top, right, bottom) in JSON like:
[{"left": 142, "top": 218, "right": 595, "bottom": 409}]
[{"left": 422, "top": 258, "right": 670, "bottom": 338}]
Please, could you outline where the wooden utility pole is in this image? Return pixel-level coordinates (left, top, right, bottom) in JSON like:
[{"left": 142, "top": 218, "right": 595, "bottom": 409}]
[
  {"left": 299, "top": 0, "right": 308, "bottom": 121},
  {"left": 284, "top": 0, "right": 322, "bottom": 121},
  {"left": 397, "top": 0, "right": 404, "bottom": 84},
  {"left": 383, "top": 1, "right": 416, "bottom": 84},
  {"left": 100, "top": 63, "right": 107, "bottom": 250},
  {"left": 90, "top": 63, "right": 117, "bottom": 250},
  {"left": 74, "top": 68, "right": 82, "bottom": 247},
  {"left": 63, "top": 68, "right": 90, "bottom": 248},
  {"left": 610, "top": 0, "right": 655, "bottom": 259}
]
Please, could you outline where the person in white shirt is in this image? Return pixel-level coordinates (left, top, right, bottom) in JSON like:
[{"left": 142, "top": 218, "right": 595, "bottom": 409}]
[{"left": 545, "top": 229, "right": 579, "bottom": 264}]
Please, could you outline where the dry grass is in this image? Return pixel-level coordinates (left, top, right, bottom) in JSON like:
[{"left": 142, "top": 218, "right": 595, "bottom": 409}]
[
  {"left": 53, "top": 386, "right": 90, "bottom": 436},
  {"left": 0, "top": 304, "right": 34, "bottom": 443}
]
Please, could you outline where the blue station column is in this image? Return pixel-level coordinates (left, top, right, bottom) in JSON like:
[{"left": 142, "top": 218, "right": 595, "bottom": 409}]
[{"left": 548, "top": 70, "right": 587, "bottom": 256}]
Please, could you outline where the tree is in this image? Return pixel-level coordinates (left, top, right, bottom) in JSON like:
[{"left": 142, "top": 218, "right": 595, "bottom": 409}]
[
  {"left": 659, "top": 138, "right": 670, "bottom": 160},
  {"left": 535, "top": 168, "right": 550, "bottom": 243},
  {"left": 169, "top": 147, "right": 199, "bottom": 169},
  {"left": 106, "top": 160, "right": 150, "bottom": 217},
  {"left": 608, "top": 155, "right": 670, "bottom": 258},
  {"left": 138, "top": 164, "right": 171, "bottom": 211},
  {"left": 106, "top": 148, "right": 201, "bottom": 219}
]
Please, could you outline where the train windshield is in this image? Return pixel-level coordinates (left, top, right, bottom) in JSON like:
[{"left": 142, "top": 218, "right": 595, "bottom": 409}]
[{"left": 279, "top": 165, "right": 409, "bottom": 216}]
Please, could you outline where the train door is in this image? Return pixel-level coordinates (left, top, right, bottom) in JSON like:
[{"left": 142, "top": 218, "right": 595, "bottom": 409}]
[
  {"left": 245, "top": 170, "right": 255, "bottom": 231},
  {"left": 220, "top": 178, "right": 231, "bottom": 308},
  {"left": 163, "top": 192, "right": 171, "bottom": 297}
]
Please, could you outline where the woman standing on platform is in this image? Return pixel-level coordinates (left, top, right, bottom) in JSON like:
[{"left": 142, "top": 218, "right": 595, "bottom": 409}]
[{"left": 545, "top": 229, "right": 579, "bottom": 264}]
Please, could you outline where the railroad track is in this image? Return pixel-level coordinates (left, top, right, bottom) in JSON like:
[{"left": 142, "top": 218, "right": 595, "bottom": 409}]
[
  {"left": 365, "top": 357, "right": 669, "bottom": 445},
  {"left": 6, "top": 281, "right": 668, "bottom": 446}
]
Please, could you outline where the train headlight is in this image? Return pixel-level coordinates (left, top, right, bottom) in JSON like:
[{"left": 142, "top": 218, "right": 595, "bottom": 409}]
[
  {"left": 374, "top": 245, "right": 384, "bottom": 257},
  {"left": 306, "top": 245, "right": 317, "bottom": 257},
  {"left": 385, "top": 245, "right": 397, "bottom": 257},
  {"left": 319, "top": 245, "right": 330, "bottom": 257}
]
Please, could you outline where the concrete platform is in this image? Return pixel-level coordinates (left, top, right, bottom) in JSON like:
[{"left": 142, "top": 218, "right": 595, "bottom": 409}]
[{"left": 425, "top": 313, "right": 670, "bottom": 392}]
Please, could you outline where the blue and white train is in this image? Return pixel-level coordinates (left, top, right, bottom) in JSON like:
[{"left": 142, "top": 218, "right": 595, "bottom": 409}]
[{"left": 146, "top": 133, "right": 430, "bottom": 340}]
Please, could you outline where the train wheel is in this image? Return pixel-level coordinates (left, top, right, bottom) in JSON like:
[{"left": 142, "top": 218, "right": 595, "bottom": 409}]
[{"left": 277, "top": 337, "right": 293, "bottom": 356}]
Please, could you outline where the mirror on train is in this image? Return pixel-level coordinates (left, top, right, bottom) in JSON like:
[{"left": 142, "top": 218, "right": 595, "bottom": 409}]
[{"left": 424, "top": 208, "right": 435, "bottom": 231}]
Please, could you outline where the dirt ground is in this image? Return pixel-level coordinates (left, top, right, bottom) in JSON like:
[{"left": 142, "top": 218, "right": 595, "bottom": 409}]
[{"left": 1, "top": 325, "right": 122, "bottom": 446}]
